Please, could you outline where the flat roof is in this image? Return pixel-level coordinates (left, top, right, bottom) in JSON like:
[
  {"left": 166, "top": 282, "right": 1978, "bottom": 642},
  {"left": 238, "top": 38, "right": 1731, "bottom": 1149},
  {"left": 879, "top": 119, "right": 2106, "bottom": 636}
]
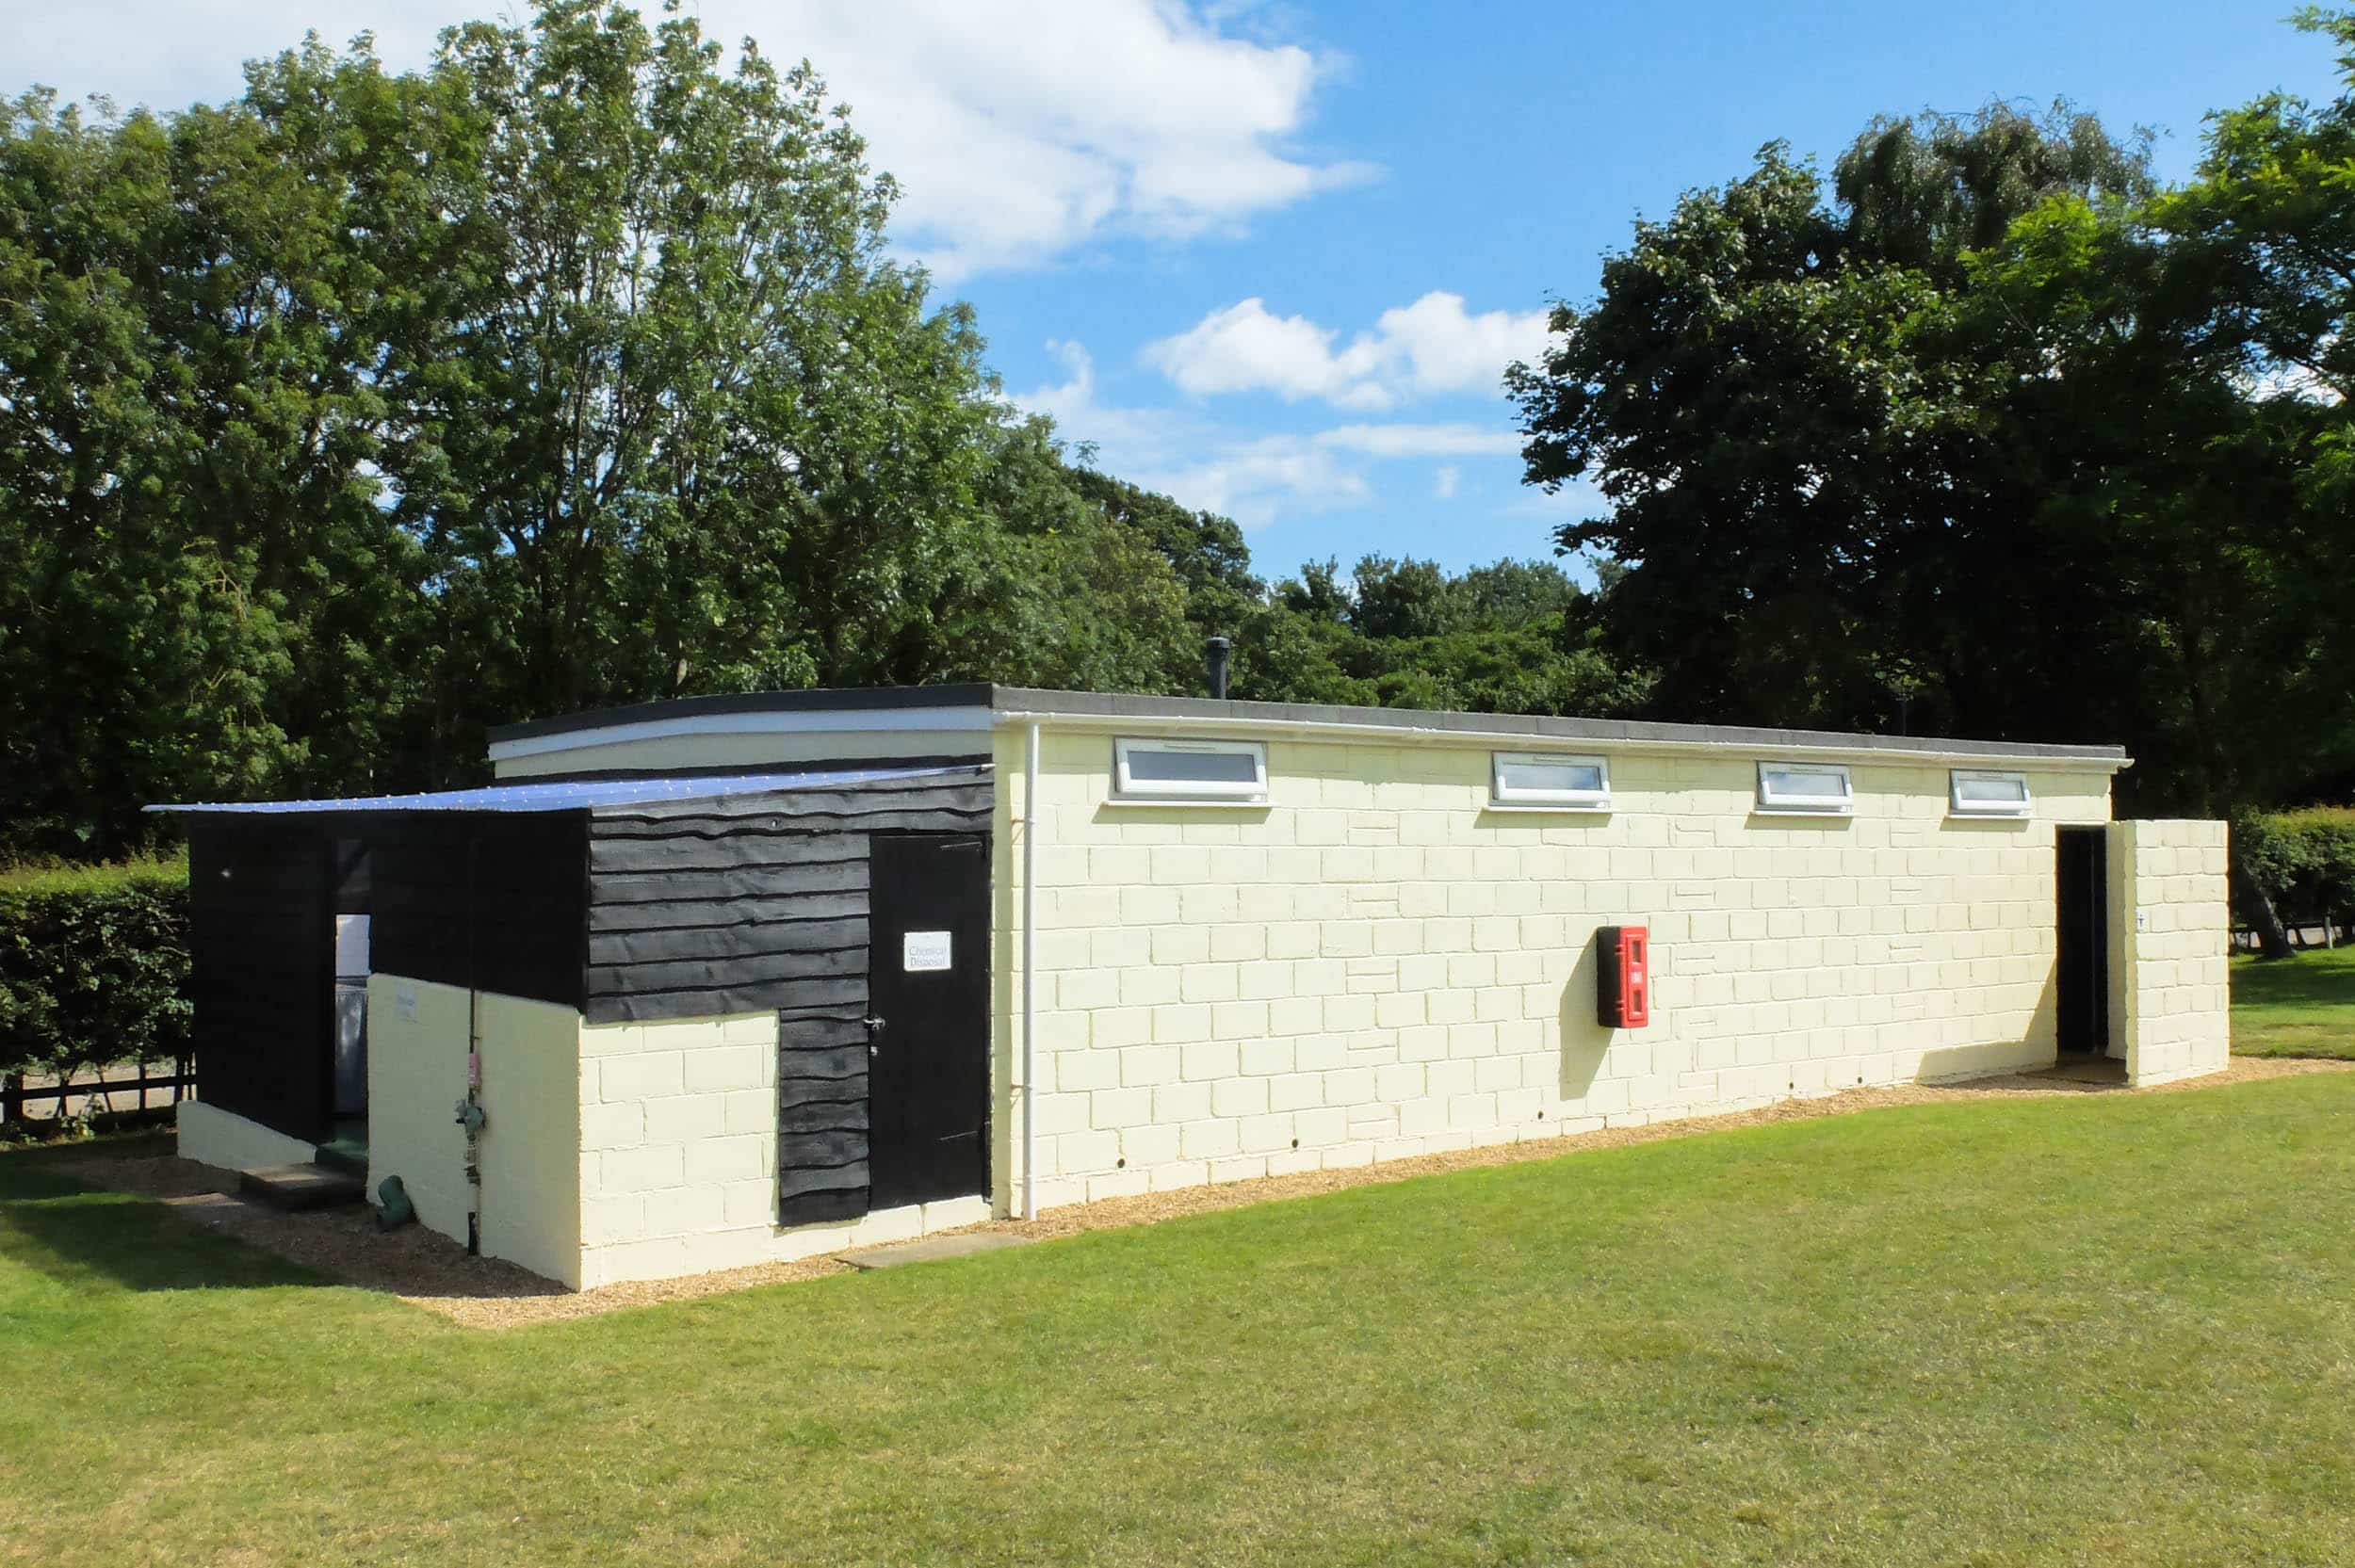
[
  {"left": 484, "top": 685, "right": 2130, "bottom": 767},
  {"left": 146, "top": 763, "right": 983, "bottom": 816}
]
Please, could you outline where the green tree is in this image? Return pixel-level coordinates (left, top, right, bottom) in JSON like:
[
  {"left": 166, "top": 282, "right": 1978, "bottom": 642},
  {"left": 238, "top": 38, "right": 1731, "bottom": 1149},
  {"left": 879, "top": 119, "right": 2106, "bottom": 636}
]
[
  {"left": 911, "top": 418, "right": 1197, "bottom": 693},
  {"left": 1509, "top": 145, "right": 1960, "bottom": 730},
  {"left": 1232, "top": 553, "right": 1643, "bottom": 719},
  {"left": 0, "top": 78, "right": 430, "bottom": 855},
  {"left": 377, "top": 1, "right": 1010, "bottom": 741},
  {"left": 1835, "top": 101, "right": 2154, "bottom": 282},
  {"left": 3, "top": 1, "right": 1193, "bottom": 855},
  {"left": 1066, "top": 463, "right": 1260, "bottom": 644},
  {"left": 1509, "top": 104, "right": 2160, "bottom": 738}
]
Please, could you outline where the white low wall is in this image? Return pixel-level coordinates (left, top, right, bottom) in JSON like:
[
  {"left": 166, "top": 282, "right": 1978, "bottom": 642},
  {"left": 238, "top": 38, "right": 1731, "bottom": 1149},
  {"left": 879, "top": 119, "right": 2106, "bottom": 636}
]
[
  {"left": 176, "top": 1100, "right": 317, "bottom": 1172},
  {"left": 359, "top": 978, "right": 988, "bottom": 1290},
  {"left": 365, "top": 975, "right": 584, "bottom": 1286},
  {"left": 2109, "top": 820, "right": 2232, "bottom": 1086}
]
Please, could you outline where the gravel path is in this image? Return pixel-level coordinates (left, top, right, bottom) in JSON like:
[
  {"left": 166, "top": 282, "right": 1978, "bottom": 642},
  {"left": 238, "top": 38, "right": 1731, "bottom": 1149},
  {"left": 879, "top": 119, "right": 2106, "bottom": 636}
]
[{"left": 43, "top": 1055, "right": 2353, "bottom": 1330}]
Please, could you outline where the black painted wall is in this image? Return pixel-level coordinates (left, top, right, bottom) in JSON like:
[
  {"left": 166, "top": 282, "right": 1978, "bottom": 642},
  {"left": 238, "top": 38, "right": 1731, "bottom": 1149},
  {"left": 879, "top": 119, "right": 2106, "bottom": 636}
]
[
  {"left": 369, "top": 813, "right": 589, "bottom": 1010},
  {"left": 579, "top": 771, "right": 992, "bottom": 1025},
  {"left": 188, "top": 822, "right": 337, "bottom": 1143}
]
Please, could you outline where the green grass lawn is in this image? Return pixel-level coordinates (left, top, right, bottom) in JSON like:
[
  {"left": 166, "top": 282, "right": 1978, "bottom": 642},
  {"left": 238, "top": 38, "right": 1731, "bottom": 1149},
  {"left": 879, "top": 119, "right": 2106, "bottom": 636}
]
[
  {"left": 5, "top": 1076, "right": 2355, "bottom": 1566},
  {"left": 2233, "top": 944, "right": 2355, "bottom": 1059}
]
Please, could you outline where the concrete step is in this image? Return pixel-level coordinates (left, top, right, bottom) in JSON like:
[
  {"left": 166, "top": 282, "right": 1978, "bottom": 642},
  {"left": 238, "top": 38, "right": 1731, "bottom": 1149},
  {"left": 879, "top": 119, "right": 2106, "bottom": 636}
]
[
  {"left": 238, "top": 1163, "right": 365, "bottom": 1211},
  {"left": 312, "top": 1140, "right": 369, "bottom": 1180}
]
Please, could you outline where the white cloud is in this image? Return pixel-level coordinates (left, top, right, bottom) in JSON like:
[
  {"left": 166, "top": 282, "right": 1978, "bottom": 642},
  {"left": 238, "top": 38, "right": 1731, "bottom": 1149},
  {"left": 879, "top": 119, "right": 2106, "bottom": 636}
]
[
  {"left": 1315, "top": 422, "right": 1520, "bottom": 458},
  {"left": 1129, "top": 424, "right": 1520, "bottom": 530},
  {"left": 1433, "top": 465, "right": 1460, "bottom": 499},
  {"left": 1016, "top": 340, "right": 1174, "bottom": 450},
  {"left": 3, "top": 0, "right": 1363, "bottom": 281},
  {"left": 1014, "top": 339, "right": 1529, "bottom": 530},
  {"left": 1144, "top": 291, "right": 1551, "bottom": 410},
  {"left": 1133, "top": 436, "right": 1372, "bottom": 526}
]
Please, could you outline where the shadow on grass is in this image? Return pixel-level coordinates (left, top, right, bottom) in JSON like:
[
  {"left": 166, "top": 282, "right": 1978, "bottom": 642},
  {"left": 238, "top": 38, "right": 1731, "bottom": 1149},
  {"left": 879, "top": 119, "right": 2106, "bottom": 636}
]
[
  {"left": 2233, "top": 949, "right": 2355, "bottom": 1011},
  {"left": 0, "top": 1146, "right": 319, "bottom": 1295}
]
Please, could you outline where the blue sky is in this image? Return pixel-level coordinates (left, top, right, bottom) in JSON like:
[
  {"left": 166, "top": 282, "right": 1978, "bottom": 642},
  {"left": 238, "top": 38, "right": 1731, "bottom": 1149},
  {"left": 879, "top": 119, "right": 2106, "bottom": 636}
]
[{"left": 6, "top": 1, "right": 2342, "bottom": 583}]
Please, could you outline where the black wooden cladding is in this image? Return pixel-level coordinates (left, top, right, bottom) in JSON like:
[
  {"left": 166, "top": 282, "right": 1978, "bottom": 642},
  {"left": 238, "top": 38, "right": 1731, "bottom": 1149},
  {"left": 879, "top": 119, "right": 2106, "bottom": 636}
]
[
  {"left": 369, "top": 813, "right": 590, "bottom": 1011},
  {"left": 188, "top": 822, "right": 336, "bottom": 1143},
  {"left": 775, "top": 1010, "right": 872, "bottom": 1226},
  {"left": 578, "top": 770, "right": 991, "bottom": 1026}
]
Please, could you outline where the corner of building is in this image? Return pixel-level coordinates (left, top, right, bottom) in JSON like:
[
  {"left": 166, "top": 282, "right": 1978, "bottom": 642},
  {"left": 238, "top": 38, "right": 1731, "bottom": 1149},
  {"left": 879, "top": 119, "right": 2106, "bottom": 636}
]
[{"left": 2108, "top": 818, "right": 2233, "bottom": 1086}]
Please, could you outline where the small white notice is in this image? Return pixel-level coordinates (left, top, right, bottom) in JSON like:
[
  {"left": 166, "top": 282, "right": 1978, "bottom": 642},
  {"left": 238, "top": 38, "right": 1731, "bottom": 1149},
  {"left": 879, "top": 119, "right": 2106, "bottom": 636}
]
[
  {"left": 903, "top": 929, "right": 953, "bottom": 972},
  {"left": 394, "top": 982, "right": 418, "bottom": 1023}
]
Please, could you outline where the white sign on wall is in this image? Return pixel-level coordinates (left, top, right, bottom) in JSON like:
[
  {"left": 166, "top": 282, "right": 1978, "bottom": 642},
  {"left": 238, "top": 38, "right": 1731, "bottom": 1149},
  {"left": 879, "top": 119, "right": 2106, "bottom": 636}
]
[{"left": 902, "top": 930, "right": 952, "bottom": 972}]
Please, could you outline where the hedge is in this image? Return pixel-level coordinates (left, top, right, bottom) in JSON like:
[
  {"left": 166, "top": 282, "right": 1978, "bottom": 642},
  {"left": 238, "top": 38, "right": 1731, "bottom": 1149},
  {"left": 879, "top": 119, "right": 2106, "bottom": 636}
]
[
  {"left": 0, "top": 858, "right": 191, "bottom": 1079},
  {"left": 2234, "top": 809, "right": 2355, "bottom": 936}
]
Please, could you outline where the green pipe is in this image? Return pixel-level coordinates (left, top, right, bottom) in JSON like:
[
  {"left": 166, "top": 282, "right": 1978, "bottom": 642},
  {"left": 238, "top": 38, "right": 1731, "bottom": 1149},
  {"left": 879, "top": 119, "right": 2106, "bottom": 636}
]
[{"left": 376, "top": 1174, "right": 415, "bottom": 1231}]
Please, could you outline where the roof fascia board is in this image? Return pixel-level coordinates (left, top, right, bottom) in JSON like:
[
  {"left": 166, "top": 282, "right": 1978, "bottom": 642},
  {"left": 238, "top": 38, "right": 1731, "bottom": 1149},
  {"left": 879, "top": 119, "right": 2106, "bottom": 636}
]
[
  {"left": 486, "top": 704, "right": 995, "bottom": 764},
  {"left": 987, "top": 703, "right": 2133, "bottom": 775}
]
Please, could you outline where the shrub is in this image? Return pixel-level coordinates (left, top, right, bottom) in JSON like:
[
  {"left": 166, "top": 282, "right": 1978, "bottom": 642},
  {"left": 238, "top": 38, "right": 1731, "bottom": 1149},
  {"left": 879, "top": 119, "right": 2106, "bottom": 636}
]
[
  {"left": 0, "top": 857, "right": 191, "bottom": 1079},
  {"left": 2234, "top": 810, "right": 2355, "bottom": 935}
]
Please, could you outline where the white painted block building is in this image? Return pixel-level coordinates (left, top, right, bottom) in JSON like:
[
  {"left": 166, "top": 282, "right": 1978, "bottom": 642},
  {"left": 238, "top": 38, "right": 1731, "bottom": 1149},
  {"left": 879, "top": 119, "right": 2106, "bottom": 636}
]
[{"left": 165, "top": 687, "right": 2231, "bottom": 1288}]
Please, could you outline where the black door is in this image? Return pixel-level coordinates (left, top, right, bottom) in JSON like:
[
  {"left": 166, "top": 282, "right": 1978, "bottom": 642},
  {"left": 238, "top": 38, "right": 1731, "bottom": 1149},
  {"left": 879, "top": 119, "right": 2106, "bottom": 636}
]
[
  {"left": 866, "top": 833, "right": 990, "bottom": 1208},
  {"left": 2055, "top": 827, "right": 2110, "bottom": 1053}
]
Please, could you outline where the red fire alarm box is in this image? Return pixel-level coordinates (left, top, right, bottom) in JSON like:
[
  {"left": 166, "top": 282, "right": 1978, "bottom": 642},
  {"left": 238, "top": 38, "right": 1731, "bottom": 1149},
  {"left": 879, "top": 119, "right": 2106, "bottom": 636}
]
[{"left": 1597, "top": 925, "right": 1650, "bottom": 1028}]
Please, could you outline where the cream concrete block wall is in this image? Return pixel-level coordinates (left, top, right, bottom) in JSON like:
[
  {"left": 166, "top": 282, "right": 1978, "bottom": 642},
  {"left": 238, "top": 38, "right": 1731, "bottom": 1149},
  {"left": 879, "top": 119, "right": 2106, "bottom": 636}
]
[
  {"left": 576, "top": 1009, "right": 986, "bottom": 1288},
  {"left": 997, "top": 725, "right": 2116, "bottom": 1211},
  {"left": 366, "top": 975, "right": 477, "bottom": 1250},
  {"left": 2108, "top": 819, "right": 2232, "bottom": 1087},
  {"left": 177, "top": 1100, "right": 318, "bottom": 1172},
  {"left": 365, "top": 975, "right": 584, "bottom": 1279},
  {"left": 473, "top": 990, "right": 586, "bottom": 1287}
]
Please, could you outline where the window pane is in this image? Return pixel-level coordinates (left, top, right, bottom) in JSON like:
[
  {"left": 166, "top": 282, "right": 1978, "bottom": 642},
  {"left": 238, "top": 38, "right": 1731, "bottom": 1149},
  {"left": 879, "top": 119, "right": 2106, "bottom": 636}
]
[
  {"left": 1957, "top": 774, "right": 2027, "bottom": 803},
  {"left": 1500, "top": 759, "right": 1603, "bottom": 795},
  {"left": 1763, "top": 767, "right": 1846, "bottom": 800},
  {"left": 1126, "top": 747, "right": 1259, "bottom": 784}
]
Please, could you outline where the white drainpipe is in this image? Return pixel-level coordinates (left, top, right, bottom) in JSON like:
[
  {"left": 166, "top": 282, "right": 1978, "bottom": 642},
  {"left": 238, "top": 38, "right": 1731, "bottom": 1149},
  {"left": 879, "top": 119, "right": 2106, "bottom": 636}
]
[{"left": 1021, "top": 720, "right": 1041, "bottom": 1221}]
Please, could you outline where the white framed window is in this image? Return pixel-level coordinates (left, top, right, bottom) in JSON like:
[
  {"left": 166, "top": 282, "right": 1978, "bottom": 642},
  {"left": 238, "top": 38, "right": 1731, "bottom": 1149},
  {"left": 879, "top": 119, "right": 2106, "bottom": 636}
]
[
  {"left": 1949, "top": 768, "right": 2032, "bottom": 818},
  {"left": 1111, "top": 736, "right": 1268, "bottom": 804},
  {"left": 1489, "top": 751, "right": 1612, "bottom": 811},
  {"left": 1755, "top": 761, "right": 1854, "bottom": 816}
]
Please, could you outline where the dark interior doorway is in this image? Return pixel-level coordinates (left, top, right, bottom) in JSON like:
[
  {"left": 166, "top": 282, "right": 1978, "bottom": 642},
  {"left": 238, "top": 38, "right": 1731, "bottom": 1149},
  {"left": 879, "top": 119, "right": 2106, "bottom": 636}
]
[
  {"left": 864, "top": 833, "right": 991, "bottom": 1209},
  {"left": 2055, "top": 827, "right": 2111, "bottom": 1055}
]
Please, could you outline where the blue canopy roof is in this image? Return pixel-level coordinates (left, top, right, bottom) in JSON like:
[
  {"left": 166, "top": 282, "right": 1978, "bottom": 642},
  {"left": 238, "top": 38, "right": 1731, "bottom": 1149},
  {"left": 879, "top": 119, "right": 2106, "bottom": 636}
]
[{"left": 145, "top": 763, "right": 980, "bottom": 816}]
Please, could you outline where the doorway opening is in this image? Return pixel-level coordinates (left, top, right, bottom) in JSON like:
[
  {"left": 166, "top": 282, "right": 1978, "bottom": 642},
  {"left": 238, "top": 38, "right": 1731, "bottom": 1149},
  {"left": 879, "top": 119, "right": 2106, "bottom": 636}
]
[
  {"left": 322, "top": 836, "right": 373, "bottom": 1174},
  {"left": 2055, "top": 826, "right": 2112, "bottom": 1061}
]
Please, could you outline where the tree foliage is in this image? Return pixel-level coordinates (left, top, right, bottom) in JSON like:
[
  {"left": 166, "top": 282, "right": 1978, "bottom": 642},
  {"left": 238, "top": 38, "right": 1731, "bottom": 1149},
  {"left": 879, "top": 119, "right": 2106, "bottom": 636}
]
[
  {"left": 1226, "top": 554, "right": 1647, "bottom": 719},
  {"left": 0, "top": 3, "right": 1210, "bottom": 858},
  {"left": 11, "top": 0, "right": 2349, "bottom": 883},
  {"left": 1510, "top": 40, "right": 2355, "bottom": 824}
]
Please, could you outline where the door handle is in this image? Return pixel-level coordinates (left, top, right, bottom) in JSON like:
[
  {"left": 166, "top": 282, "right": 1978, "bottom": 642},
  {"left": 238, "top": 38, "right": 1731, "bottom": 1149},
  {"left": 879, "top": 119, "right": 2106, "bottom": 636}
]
[{"left": 863, "top": 1014, "right": 885, "bottom": 1059}]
